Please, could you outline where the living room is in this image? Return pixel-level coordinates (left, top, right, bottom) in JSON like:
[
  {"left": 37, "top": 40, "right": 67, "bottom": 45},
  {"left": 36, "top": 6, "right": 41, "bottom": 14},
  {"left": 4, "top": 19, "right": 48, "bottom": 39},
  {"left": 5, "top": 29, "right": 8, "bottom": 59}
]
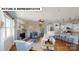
[{"left": 0, "top": 7, "right": 79, "bottom": 51}]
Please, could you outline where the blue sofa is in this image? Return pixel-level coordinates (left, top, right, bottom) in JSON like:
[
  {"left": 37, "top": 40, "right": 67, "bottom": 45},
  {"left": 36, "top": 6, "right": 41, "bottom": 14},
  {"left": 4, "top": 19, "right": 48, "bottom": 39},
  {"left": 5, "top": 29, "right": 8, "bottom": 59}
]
[{"left": 15, "top": 40, "right": 34, "bottom": 51}]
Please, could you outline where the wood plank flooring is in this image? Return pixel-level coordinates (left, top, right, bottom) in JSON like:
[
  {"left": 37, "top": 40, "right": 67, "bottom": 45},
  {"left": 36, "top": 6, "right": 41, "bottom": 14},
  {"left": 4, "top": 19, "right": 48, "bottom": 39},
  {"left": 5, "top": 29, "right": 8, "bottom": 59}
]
[{"left": 10, "top": 39, "right": 79, "bottom": 51}]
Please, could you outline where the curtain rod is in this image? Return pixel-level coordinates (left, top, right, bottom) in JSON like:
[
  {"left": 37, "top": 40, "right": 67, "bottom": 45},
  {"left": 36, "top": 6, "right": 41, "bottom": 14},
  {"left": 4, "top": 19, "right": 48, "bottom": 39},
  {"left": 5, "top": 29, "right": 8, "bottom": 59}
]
[{"left": 3, "top": 11, "right": 15, "bottom": 19}]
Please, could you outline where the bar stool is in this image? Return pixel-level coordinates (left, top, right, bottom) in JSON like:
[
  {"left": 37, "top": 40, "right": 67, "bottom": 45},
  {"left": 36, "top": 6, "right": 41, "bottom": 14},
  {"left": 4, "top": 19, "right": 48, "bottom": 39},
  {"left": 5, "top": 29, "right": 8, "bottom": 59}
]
[
  {"left": 65, "top": 35, "right": 70, "bottom": 47},
  {"left": 69, "top": 36, "right": 77, "bottom": 50},
  {"left": 77, "top": 38, "right": 79, "bottom": 50}
]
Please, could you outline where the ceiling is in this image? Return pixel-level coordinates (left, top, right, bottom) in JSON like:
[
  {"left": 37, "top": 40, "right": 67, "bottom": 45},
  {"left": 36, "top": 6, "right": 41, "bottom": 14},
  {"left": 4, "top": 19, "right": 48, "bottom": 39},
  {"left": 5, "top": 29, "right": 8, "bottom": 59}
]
[{"left": 8, "top": 7, "right": 79, "bottom": 23}]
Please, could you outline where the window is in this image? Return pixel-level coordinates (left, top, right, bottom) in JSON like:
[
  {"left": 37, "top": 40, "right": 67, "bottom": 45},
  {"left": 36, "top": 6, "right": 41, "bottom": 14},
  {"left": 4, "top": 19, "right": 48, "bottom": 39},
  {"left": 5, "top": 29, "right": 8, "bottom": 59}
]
[
  {"left": 0, "top": 12, "right": 15, "bottom": 40},
  {"left": 5, "top": 16, "right": 11, "bottom": 38},
  {"left": 0, "top": 11, "right": 16, "bottom": 50},
  {"left": 0, "top": 12, "right": 6, "bottom": 41},
  {"left": 5, "top": 17, "right": 11, "bottom": 28},
  {"left": 11, "top": 20, "right": 15, "bottom": 40},
  {"left": 1, "top": 28, "right": 6, "bottom": 40}
]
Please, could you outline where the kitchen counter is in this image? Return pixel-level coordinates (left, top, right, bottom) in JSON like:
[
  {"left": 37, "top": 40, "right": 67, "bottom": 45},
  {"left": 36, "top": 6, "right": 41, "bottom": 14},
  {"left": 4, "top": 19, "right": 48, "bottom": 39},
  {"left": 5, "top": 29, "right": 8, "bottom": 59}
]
[{"left": 55, "top": 33, "right": 79, "bottom": 45}]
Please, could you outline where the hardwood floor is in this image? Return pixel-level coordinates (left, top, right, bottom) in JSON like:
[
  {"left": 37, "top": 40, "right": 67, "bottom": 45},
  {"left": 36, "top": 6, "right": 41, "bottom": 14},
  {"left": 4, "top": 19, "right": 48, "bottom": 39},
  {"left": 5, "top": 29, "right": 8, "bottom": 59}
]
[
  {"left": 55, "top": 39, "right": 79, "bottom": 51},
  {"left": 10, "top": 39, "right": 79, "bottom": 51},
  {"left": 10, "top": 43, "right": 16, "bottom": 51}
]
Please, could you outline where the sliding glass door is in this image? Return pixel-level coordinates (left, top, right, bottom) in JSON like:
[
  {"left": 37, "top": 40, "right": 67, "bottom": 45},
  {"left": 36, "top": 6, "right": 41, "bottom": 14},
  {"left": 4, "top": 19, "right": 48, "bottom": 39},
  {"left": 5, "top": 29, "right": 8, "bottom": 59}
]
[
  {"left": 5, "top": 15, "right": 12, "bottom": 40},
  {"left": 0, "top": 11, "right": 15, "bottom": 50}
]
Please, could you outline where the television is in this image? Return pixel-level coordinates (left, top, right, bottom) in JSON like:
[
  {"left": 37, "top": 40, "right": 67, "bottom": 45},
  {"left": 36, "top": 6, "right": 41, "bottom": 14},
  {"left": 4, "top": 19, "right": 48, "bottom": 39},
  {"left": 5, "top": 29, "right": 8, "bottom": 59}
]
[{"left": 20, "top": 33, "right": 25, "bottom": 39}]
